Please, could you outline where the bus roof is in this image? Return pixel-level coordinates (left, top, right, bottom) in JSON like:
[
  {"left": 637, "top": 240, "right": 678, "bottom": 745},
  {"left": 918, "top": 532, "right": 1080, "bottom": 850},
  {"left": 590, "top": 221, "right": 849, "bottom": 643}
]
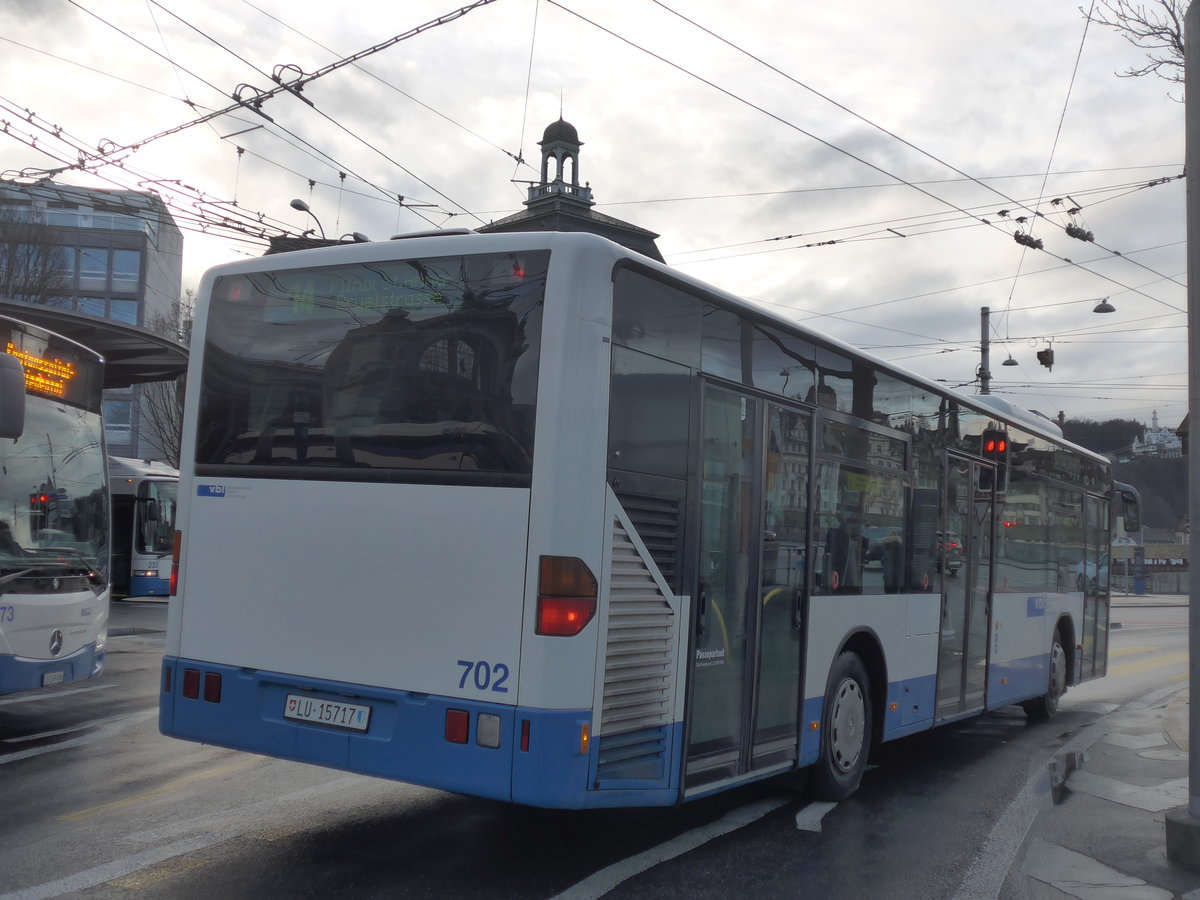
[
  {"left": 108, "top": 456, "right": 179, "bottom": 479},
  {"left": 196, "top": 230, "right": 1110, "bottom": 468}
]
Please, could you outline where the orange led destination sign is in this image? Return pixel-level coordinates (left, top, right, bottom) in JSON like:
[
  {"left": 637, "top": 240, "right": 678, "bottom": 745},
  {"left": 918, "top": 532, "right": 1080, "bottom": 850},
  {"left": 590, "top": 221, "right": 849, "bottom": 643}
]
[{"left": 5, "top": 343, "right": 76, "bottom": 397}]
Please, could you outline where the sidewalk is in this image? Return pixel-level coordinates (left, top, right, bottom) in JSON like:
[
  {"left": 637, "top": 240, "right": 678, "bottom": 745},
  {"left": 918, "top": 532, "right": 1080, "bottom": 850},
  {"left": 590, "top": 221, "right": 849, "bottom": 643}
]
[{"left": 1005, "top": 593, "right": 1199, "bottom": 899}]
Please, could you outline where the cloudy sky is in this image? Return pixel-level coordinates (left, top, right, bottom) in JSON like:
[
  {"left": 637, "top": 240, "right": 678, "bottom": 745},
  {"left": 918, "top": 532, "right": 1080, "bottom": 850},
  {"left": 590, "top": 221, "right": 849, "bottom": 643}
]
[{"left": 0, "top": 0, "right": 1187, "bottom": 430}]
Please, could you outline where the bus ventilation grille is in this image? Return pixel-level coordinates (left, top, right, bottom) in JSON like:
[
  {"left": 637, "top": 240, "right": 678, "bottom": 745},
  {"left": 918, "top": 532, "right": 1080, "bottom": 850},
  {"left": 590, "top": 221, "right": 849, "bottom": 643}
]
[
  {"left": 600, "top": 515, "right": 676, "bottom": 729},
  {"left": 597, "top": 515, "right": 677, "bottom": 785},
  {"left": 612, "top": 489, "right": 681, "bottom": 590}
]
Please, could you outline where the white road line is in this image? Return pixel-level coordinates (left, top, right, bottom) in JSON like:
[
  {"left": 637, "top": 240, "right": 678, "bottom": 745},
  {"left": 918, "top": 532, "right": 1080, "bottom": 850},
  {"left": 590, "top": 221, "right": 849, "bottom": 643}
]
[
  {"left": 4, "top": 719, "right": 113, "bottom": 743},
  {"left": 0, "top": 708, "right": 156, "bottom": 764},
  {"left": 0, "top": 775, "right": 375, "bottom": 900},
  {"left": 552, "top": 796, "right": 789, "bottom": 900},
  {"left": 794, "top": 800, "right": 837, "bottom": 832},
  {"left": 0, "top": 683, "right": 116, "bottom": 707}
]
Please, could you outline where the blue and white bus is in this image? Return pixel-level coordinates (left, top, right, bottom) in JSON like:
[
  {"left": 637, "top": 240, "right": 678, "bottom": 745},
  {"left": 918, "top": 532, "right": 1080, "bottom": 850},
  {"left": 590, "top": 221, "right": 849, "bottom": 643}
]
[
  {"left": 108, "top": 456, "right": 178, "bottom": 598},
  {"left": 0, "top": 316, "right": 109, "bottom": 697},
  {"left": 160, "top": 231, "right": 1139, "bottom": 807}
]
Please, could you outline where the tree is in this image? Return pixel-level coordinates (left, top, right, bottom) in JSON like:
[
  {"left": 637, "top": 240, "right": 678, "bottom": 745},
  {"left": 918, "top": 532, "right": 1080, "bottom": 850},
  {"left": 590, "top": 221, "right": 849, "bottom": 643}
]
[
  {"left": 1086, "top": 0, "right": 1186, "bottom": 94},
  {"left": 1061, "top": 417, "right": 1145, "bottom": 456},
  {"left": 0, "top": 205, "right": 72, "bottom": 304},
  {"left": 138, "top": 289, "right": 193, "bottom": 467}
]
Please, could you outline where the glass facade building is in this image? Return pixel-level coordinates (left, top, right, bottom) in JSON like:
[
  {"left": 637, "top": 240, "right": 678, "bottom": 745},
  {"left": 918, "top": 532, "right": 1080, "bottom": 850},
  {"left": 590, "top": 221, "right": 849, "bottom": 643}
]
[{"left": 0, "top": 182, "right": 184, "bottom": 459}]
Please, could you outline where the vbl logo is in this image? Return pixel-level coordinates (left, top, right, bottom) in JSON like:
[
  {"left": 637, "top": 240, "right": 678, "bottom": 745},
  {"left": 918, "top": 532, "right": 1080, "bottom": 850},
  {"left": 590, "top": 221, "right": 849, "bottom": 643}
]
[{"left": 197, "top": 484, "right": 226, "bottom": 497}]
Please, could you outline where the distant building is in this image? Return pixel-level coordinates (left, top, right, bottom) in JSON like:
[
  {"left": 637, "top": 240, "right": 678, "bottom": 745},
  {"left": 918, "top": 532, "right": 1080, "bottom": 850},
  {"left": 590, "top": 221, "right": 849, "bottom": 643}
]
[
  {"left": 1132, "top": 409, "right": 1182, "bottom": 459},
  {"left": 0, "top": 180, "right": 184, "bottom": 459},
  {"left": 478, "top": 118, "right": 665, "bottom": 262}
]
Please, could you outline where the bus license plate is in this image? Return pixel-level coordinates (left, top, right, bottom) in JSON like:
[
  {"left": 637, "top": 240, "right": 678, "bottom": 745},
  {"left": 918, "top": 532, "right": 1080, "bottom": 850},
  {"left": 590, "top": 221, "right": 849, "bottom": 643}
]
[
  {"left": 41, "top": 671, "right": 64, "bottom": 687},
  {"left": 283, "top": 694, "right": 371, "bottom": 732}
]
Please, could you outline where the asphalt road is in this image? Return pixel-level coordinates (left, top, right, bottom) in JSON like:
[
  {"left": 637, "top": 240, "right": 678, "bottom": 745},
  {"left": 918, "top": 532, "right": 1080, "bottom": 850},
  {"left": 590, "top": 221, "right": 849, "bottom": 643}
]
[{"left": 0, "top": 597, "right": 1191, "bottom": 899}]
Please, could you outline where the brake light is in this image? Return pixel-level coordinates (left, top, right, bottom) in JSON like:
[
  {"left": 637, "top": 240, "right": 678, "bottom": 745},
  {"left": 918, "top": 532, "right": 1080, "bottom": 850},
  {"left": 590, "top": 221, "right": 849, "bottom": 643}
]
[
  {"left": 169, "top": 530, "right": 182, "bottom": 595},
  {"left": 446, "top": 709, "right": 469, "bottom": 744},
  {"left": 182, "top": 668, "right": 200, "bottom": 699},
  {"left": 536, "top": 556, "right": 597, "bottom": 636},
  {"left": 203, "top": 672, "right": 222, "bottom": 703}
]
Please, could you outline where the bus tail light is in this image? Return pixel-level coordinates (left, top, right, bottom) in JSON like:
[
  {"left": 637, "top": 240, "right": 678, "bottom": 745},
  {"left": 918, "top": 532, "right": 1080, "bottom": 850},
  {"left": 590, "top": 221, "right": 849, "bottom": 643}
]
[
  {"left": 446, "top": 709, "right": 469, "bottom": 744},
  {"left": 536, "top": 556, "right": 597, "bottom": 636},
  {"left": 169, "top": 530, "right": 182, "bottom": 596},
  {"left": 204, "top": 672, "right": 222, "bottom": 703},
  {"left": 182, "top": 668, "right": 200, "bottom": 699}
]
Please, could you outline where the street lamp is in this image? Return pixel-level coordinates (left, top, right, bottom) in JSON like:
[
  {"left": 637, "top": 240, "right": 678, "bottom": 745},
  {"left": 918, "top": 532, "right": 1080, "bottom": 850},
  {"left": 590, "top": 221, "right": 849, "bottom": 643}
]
[
  {"left": 289, "top": 198, "right": 326, "bottom": 239},
  {"left": 1093, "top": 297, "right": 1116, "bottom": 313}
]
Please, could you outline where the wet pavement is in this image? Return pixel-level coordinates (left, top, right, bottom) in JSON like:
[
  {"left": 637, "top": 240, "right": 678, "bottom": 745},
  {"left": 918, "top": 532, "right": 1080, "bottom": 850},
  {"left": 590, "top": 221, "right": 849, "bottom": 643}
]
[
  {"left": 1001, "top": 594, "right": 1200, "bottom": 900},
  {"left": 108, "top": 595, "right": 1200, "bottom": 898}
]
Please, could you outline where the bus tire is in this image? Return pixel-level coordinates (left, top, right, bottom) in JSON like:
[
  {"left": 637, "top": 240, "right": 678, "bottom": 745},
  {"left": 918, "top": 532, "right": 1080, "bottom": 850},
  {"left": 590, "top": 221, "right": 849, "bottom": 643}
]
[
  {"left": 1022, "top": 633, "right": 1067, "bottom": 720},
  {"left": 810, "top": 651, "right": 872, "bottom": 801}
]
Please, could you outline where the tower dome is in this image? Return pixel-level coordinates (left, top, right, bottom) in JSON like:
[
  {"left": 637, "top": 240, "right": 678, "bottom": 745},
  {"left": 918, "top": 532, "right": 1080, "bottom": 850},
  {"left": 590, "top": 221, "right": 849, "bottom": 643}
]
[
  {"left": 540, "top": 118, "right": 580, "bottom": 146},
  {"left": 532, "top": 117, "right": 591, "bottom": 207}
]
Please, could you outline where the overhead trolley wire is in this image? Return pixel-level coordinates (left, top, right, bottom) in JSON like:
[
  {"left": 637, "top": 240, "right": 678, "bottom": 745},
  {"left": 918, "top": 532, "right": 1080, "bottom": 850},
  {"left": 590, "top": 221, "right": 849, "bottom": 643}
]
[
  {"left": 48, "top": 0, "right": 499, "bottom": 186},
  {"left": 548, "top": 1, "right": 1184, "bottom": 316},
  {"left": 142, "top": 0, "right": 479, "bottom": 226}
]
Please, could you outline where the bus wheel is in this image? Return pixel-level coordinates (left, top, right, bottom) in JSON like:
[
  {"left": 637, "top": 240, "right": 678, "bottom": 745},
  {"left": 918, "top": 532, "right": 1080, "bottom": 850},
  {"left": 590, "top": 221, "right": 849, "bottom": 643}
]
[
  {"left": 1023, "top": 634, "right": 1067, "bottom": 720},
  {"left": 810, "top": 651, "right": 872, "bottom": 801}
]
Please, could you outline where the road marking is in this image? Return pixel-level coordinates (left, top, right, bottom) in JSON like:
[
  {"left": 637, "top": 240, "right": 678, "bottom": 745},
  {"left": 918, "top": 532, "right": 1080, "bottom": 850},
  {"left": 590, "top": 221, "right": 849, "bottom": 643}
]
[
  {"left": 1108, "top": 651, "right": 1189, "bottom": 678},
  {"left": 1, "top": 774, "right": 370, "bottom": 899},
  {"left": 1107, "top": 646, "right": 1157, "bottom": 659},
  {"left": 0, "top": 709, "right": 156, "bottom": 765},
  {"left": 60, "top": 755, "right": 265, "bottom": 822},
  {"left": 794, "top": 801, "right": 837, "bottom": 832},
  {"left": 0, "top": 683, "right": 116, "bottom": 707},
  {"left": 551, "top": 796, "right": 789, "bottom": 900}
]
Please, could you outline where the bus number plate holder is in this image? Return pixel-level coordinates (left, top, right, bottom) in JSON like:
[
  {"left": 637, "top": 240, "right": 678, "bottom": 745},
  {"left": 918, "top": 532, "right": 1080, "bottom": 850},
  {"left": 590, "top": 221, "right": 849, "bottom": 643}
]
[{"left": 283, "top": 694, "right": 371, "bottom": 732}]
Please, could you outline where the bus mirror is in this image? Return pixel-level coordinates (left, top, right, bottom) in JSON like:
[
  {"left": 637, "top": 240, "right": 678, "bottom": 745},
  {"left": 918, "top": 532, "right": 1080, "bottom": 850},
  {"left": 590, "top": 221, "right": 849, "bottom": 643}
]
[
  {"left": 1120, "top": 490, "right": 1140, "bottom": 533},
  {"left": 1113, "top": 482, "right": 1141, "bottom": 533},
  {"left": 0, "top": 354, "right": 26, "bottom": 439},
  {"left": 146, "top": 500, "right": 160, "bottom": 522}
]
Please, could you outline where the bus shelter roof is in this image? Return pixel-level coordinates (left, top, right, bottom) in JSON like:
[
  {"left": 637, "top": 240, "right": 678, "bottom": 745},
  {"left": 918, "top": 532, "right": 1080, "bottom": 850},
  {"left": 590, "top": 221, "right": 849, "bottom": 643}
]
[{"left": 0, "top": 302, "right": 188, "bottom": 389}]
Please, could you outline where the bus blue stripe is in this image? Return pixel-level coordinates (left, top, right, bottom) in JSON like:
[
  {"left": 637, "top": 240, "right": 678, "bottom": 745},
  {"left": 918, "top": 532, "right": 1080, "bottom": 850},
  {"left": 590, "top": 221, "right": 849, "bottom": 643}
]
[
  {"left": 160, "top": 657, "right": 682, "bottom": 809},
  {"left": 0, "top": 643, "right": 99, "bottom": 696}
]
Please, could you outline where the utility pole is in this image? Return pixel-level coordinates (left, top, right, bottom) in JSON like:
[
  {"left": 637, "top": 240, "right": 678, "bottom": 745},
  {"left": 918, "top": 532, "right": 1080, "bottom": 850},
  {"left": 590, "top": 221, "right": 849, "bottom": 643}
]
[
  {"left": 979, "top": 307, "right": 992, "bottom": 395},
  {"left": 1165, "top": 0, "right": 1200, "bottom": 870}
]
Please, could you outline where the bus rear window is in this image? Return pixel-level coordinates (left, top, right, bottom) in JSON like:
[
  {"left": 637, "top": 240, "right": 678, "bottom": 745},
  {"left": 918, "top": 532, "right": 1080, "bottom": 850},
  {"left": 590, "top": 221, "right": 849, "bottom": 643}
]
[{"left": 195, "top": 250, "right": 547, "bottom": 485}]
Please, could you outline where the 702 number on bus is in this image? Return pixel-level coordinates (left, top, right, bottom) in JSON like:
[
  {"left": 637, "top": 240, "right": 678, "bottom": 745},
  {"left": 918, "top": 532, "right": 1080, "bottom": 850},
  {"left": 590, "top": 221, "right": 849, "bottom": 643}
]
[{"left": 457, "top": 659, "right": 510, "bottom": 693}]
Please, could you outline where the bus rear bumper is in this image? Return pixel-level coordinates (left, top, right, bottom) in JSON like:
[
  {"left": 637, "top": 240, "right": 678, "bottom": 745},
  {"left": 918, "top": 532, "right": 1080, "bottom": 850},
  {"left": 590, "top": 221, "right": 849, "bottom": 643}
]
[{"left": 159, "top": 656, "right": 680, "bottom": 809}]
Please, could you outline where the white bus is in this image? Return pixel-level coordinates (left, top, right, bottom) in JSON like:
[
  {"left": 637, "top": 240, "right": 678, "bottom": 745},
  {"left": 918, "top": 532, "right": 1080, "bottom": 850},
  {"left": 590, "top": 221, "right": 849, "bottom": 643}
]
[
  {"left": 108, "top": 456, "right": 178, "bottom": 598},
  {"left": 0, "top": 316, "right": 109, "bottom": 697},
  {"left": 160, "top": 231, "right": 1139, "bottom": 807}
]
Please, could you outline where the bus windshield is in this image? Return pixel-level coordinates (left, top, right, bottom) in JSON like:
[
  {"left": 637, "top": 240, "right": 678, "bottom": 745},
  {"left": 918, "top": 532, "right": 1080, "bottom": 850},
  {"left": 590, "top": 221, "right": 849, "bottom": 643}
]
[
  {"left": 196, "top": 250, "right": 548, "bottom": 485},
  {"left": 0, "top": 392, "right": 107, "bottom": 586},
  {"left": 135, "top": 479, "right": 177, "bottom": 556}
]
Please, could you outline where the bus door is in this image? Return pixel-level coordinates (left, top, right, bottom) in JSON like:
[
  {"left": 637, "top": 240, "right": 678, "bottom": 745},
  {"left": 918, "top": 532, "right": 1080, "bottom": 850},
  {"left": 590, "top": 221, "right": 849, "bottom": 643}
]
[
  {"left": 686, "top": 386, "right": 809, "bottom": 788},
  {"left": 936, "top": 455, "right": 994, "bottom": 721}
]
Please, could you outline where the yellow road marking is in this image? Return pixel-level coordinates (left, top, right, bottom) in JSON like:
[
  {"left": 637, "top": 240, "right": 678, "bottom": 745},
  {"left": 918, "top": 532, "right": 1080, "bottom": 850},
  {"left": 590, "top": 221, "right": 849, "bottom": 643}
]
[
  {"left": 1108, "top": 646, "right": 1158, "bottom": 658},
  {"left": 107, "top": 855, "right": 208, "bottom": 890},
  {"left": 61, "top": 755, "right": 265, "bottom": 822},
  {"left": 1108, "top": 650, "right": 1189, "bottom": 678}
]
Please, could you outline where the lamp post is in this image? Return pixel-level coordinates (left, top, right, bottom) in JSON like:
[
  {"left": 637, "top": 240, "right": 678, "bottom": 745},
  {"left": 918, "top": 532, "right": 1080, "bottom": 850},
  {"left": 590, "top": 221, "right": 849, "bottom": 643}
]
[{"left": 289, "top": 198, "right": 326, "bottom": 239}]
